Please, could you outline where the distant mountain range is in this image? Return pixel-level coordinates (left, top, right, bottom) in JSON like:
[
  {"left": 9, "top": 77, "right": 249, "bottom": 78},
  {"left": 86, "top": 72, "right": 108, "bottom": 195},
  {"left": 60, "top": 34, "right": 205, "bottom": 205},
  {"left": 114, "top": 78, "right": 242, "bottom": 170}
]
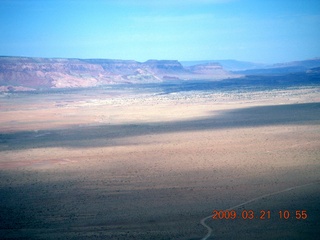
[
  {"left": 0, "top": 57, "right": 237, "bottom": 91},
  {"left": 182, "top": 58, "right": 320, "bottom": 73},
  {"left": 181, "top": 60, "right": 267, "bottom": 71},
  {"left": 0, "top": 56, "right": 319, "bottom": 92}
]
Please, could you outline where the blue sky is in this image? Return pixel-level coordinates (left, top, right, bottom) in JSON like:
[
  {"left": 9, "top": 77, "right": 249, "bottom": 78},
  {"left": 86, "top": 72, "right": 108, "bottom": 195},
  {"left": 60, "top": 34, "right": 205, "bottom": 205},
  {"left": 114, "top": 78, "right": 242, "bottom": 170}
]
[{"left": 1, "top": 0, "right": 320, "bottom": 63}]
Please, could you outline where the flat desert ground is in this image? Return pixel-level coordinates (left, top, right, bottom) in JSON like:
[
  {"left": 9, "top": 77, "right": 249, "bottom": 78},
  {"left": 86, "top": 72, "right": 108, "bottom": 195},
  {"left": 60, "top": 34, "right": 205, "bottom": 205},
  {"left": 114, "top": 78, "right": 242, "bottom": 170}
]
[{"left": 0, "top": 86, "right": 319, "bottom": 239}]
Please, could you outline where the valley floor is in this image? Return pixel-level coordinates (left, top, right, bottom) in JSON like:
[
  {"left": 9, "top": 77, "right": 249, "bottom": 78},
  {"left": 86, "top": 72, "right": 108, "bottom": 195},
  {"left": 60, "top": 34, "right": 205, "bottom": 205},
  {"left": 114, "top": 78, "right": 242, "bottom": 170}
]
[{"left": 0, "top": 86, "right": 319, "bottom": 239}]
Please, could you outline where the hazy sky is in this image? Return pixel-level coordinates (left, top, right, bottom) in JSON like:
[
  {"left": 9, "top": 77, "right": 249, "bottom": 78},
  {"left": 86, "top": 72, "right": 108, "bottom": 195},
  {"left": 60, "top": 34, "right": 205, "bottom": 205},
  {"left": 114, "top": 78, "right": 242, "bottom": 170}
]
[{"left": 1, "top": 0, "right": 320, "bottom": 63}]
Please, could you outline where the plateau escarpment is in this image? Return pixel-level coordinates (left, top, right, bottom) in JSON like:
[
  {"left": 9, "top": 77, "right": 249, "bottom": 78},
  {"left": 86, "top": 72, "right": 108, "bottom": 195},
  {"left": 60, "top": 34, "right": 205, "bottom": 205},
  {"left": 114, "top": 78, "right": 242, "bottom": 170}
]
[
  {"left": 185, "top": 63, "right": 230, "bottom": 78},
  {"left": 0, "top": 57, "right": 237, "bottom": 91}
]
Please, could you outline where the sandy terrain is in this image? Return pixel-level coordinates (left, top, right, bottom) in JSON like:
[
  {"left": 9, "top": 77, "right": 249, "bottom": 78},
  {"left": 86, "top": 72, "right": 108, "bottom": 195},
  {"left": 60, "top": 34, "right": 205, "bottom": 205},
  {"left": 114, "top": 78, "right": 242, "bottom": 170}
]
[{"left": 0, "top": 86, "right": 319, "bottom": 239}]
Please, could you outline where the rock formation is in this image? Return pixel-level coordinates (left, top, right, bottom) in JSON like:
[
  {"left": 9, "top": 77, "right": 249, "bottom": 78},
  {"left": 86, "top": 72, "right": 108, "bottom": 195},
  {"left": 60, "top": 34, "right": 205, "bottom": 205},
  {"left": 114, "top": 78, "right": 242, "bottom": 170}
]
[{"left": 0, "top": 56, "right": 238, "bottom": 91}]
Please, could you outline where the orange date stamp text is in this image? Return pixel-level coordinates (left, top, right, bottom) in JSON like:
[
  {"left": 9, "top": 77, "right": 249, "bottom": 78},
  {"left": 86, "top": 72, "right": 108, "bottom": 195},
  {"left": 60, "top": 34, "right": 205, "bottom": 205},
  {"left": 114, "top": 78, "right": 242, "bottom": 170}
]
[{"left": 212, "top": 210, "right": 308, "bottom": 220}]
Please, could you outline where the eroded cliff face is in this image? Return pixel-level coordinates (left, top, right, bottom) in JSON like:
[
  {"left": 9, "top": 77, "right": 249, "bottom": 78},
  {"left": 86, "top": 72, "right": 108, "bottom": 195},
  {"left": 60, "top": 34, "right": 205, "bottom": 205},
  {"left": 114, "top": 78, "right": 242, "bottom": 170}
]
[
  {"left": 0, "top": 57, "right": 238, "bottom": 91},
  {"left": 143, "top": 60, "right": 187, "bottom": 74},
  {"left": 0, "top": 57, "right": 112, "bottom": 89},
  {"left": 185, "top": 63, "right": 232, "bottom": 79}
]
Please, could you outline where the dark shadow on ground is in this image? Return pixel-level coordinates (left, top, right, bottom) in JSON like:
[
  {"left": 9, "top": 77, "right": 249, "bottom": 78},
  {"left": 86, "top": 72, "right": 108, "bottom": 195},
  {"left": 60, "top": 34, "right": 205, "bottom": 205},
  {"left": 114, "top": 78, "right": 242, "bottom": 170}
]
[{"left": 0, "top": 102, "right": 319, "bottom": 151}]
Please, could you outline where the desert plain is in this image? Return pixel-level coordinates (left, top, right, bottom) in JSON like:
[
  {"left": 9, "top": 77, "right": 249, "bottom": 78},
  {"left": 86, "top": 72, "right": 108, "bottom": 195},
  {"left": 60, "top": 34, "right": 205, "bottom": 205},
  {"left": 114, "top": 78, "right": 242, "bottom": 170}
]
[{"left": 0, "top": 85, "right": 319, "bottom": 239}]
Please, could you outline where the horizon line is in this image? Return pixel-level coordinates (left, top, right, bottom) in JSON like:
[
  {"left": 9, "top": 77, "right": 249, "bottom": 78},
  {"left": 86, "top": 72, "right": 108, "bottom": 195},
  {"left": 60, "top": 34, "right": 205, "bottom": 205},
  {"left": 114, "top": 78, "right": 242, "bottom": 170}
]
[{"left": 1, "top": 55, "right": 320, "bottom": 65}]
